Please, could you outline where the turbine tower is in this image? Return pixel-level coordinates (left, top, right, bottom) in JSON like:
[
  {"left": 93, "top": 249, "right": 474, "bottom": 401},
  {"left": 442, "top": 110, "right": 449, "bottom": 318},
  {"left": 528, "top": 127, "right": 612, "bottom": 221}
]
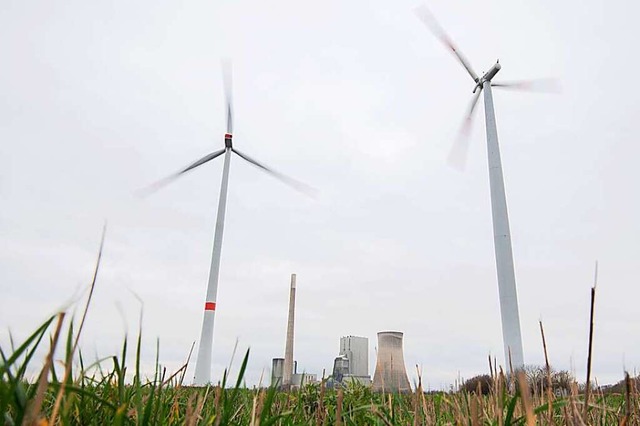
[
  {"left": 143, "top": 63, "right": 311, "bottom": 385},
  {"left": 416, "top": 5, "right": 557, "bottom": 369}
]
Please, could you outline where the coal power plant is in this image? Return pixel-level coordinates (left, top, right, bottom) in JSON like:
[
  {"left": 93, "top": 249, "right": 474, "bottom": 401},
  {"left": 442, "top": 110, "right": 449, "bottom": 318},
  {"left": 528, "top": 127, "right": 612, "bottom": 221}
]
[
  {"left": 372, "top": 331, "right": 411, "bottom": 392},
  {"left": 268, "top": 275, "right": 412, "bottom": 391}
]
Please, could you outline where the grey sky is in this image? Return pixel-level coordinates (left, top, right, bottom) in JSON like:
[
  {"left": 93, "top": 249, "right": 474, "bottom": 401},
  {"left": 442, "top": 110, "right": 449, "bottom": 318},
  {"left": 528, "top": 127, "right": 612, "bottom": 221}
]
[{"left": 1, "top": 0, "right": 639, "bottom": 388}]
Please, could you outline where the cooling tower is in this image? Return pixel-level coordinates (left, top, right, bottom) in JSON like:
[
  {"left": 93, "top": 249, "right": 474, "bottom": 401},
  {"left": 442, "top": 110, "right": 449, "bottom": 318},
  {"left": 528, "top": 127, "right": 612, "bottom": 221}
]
[{"left": 372, "top": 331, "right": 411, "bottom": 392}]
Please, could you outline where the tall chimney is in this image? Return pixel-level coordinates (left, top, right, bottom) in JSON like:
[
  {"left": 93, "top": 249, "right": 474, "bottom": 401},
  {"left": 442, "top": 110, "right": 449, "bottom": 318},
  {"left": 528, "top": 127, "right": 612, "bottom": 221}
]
[{"left": 283, "top": 273, "right": 296, "bottom": 386}]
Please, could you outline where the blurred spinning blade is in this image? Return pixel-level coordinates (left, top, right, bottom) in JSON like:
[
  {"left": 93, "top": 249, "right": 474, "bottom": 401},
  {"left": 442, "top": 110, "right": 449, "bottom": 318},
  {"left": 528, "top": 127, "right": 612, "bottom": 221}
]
[
  {"left": 222, "top": 59, "right": 233, "bottom": 134},
  {"left": 447, "top": 89, "right": 482, "bottom": 171},
  {"left": 492, "top": 78, "right": 560, "bottom": 93},
  {"left": 414, "top": 4, "right": 479, "bottom": 83},
  {"left": 137, "top": 149, "right": 227, "bottom": 197},
  {"left": 232, "top": 148, "right": 317, "bottom": 197}
]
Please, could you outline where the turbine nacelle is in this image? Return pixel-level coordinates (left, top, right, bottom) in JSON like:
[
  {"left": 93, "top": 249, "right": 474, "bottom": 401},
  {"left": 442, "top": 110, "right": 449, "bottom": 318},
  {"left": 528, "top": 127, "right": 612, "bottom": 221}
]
[
  {"left": 225, "top": 133, "right": 233, "bottom": 148},
  {"left": 483, "top": 61, "right": 501, "bottom": 82},
  {"left": 473, "top": 62, "right": 501, "bottom": 93}
]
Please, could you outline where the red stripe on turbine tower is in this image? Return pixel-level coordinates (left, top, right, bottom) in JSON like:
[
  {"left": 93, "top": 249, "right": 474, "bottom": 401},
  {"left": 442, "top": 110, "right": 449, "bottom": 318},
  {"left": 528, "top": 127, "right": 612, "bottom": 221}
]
[{"left": 205, "top": 302, "right": 216, "bottom": 311}]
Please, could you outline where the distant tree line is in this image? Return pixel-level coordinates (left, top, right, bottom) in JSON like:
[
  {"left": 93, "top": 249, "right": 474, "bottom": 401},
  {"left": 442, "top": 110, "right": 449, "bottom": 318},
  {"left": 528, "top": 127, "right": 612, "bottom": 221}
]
[
  {"left": 462, "top": 366, "right": 640, "bottom": 397},
  {"left": 462, "top": 365, "right": 574, "bottom": 396}
]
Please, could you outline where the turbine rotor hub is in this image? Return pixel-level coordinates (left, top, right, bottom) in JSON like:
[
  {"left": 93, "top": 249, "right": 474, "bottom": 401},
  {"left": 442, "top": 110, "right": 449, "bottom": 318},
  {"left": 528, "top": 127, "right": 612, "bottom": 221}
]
[
  {"left": 473, "top": 62, "right": 502, "bottom": 93},
  {"left": 224, "top": 133, "right": 233, "bottom": 148}
]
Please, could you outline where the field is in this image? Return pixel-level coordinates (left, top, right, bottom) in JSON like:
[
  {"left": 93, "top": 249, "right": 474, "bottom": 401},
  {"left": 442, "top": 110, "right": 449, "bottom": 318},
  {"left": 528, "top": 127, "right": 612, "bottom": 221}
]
[
  {"left": 1, "top": 310, "right": 638, "bottom": 425},
  {"left": 2, "top": 241, "right": 638, "bottom": 425}
]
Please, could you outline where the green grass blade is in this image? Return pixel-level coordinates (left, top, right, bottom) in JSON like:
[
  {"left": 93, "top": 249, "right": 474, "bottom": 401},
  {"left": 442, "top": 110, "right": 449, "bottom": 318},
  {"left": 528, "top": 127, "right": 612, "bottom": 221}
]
[
  {"left": 504, "top": 391, "right": 519, "bottom": 425},
  {"left": 0, "top": 316, "right": 55, "bottom": 376}
]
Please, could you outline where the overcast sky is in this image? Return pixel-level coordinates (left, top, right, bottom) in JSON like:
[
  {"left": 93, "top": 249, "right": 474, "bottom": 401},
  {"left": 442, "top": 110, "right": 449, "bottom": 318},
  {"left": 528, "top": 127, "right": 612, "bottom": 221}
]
[{"left": 2, "top": 0, "right": 639, "bottom": 389}]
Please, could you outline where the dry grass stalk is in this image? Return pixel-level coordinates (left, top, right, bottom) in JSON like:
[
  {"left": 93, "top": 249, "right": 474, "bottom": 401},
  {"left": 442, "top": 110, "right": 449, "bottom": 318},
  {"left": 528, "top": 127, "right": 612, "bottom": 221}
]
[
  {"left": 508, "top": 348, "right": 514, "bottom": 393},
  {"left": 169, "top": 391, "right": 182, "bottom": 423},
  {"left": 452, "top": 392, "right": 467, "bottom": 425},
  {"left": 316, "top": 378, "right": 326, "bottom": 426},
  {"left": 23, "top": 313, "right": 66, "bottom": 426},
  {"left": 486, "top": 356, "right": 496, "bottom": 419},
  {"left": 162, "top": 361, "right": 189, "bottom": 388},
  {"left": 621, "top": 372, "right": 632, "bottom": 426},
  {"left": 49, "top": 224, "right": 107, "bottom": 425},
  {"left": 249, "top": 388, "right": 266, "bottom": 426},
  {"left": 197, "top": 386, "right": 211, "bottom": 423},
  {"left": 335, "top": 388, "right": 343, "bottom": 426},
  {"left": 418, "top": 367, "right": 430, "bottom": 421},
  {"left": 517, "top": 370, "right": 535, "bottom": 426},
  {"left": 584, "top": 263, "right": 598, "bottom": 419},
  {"left": 213, "top": 385, "right": 223, "bottom": 426},
  {"left": 178, "top": 341, "right": 195, "bottom": 387},
  {"left": 372, "top": 405, "right": 392, "bottom": 426},
  {"left": 470, "top": 391, "right": 480, "bottom": 426},
  {"left": 249, "top": 389, "right": 259, "bottom": 426},
  {"left": 632, "top": 373, "right": 639, "bottom": 424},
  {"left": 412, "top": 383, "right": 419, "bottom": 426},
  {"left": 569, "top": 396, "right": 587, "bottom": 426},
  {"left": 540, "top": 320, "right": 555, "bottom": 425},
  {"left": 488, "top": 355, "right": 494, "bottom": 381},
  {"left": 497, "top": 369, "right": 505, "bottom": 426},
  {"left": 184, "top": 393, "right": 198, "bottom": 426}
]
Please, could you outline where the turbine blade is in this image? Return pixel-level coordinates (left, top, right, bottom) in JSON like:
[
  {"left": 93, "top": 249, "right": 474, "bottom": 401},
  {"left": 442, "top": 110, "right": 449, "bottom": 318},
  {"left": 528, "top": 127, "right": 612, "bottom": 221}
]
[
  {"left": 492, "top": 78, "right": 560, "bottom": 93},
  {"left": 414, "top": 4, "right": 479, "bottom": 82},
  {"left": 137, "top": 148, "right": 226, "bottom": 197},
  {"left": 232, "top": 148, "right": 317, "bottom": 197},
  {"left": 447, "top": 89, "right": 482, "bottom": 171},
  {"left": 179, "top": 148, "right": 227, "bottom": 174},
  {"left": 222, "top": 59, "right": 233, "bottom": 134}
]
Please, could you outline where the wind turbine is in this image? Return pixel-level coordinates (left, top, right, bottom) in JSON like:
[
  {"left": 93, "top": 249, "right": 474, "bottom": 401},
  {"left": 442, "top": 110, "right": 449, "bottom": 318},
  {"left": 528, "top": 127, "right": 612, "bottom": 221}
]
[
  {"left": 415, "top": 5, "right": 557, "bottom": 370},
  {"left": 143, "top": 63, "right": 311, "bottom": 385}
]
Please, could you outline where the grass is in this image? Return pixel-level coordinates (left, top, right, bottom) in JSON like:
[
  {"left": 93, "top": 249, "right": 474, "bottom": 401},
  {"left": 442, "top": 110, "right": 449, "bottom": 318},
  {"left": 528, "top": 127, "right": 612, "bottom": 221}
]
[
  {"left": 2, "top": 233, "right": 638, "bottom": 424},
  {"left": 2, "top": 313, "right": 639, "bottom": 425}
]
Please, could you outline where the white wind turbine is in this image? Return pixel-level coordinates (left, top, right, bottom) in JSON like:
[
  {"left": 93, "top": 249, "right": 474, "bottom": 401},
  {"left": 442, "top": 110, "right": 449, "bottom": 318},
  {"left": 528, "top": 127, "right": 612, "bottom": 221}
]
[
  {"left": 143, "top": 63, "right": 311, "bottom": 385},
  {"left": 416, "top": 5, "right": 558, "bottom": 370}
]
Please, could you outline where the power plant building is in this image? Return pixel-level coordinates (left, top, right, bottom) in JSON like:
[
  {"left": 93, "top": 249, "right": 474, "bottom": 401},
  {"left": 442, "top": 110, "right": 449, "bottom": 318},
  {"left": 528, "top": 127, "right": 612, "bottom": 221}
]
[
  {"left": 372, "top": 331, "right": 411, "bottom": 392},
  {"left": 271, "top": 358, "right": 317, "bottom": 387},
  {"left": 340, "top": 336, "right": 368, "bottom": 377},
  {"left": 332, "top": 336, "right": 371, "bottom": 385},
  {"left": 271, "top": 358, "right": 284, "bottom": 387}
]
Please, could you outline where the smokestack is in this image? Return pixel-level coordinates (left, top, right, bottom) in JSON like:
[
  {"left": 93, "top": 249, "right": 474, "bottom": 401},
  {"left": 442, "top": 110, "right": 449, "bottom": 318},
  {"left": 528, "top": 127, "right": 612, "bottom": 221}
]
[
  {"left": 283, "top": 273, "right": 296, "bottom": 386},
  {"left": 372, "top": 331, "right": 411, "bottom": 392}
]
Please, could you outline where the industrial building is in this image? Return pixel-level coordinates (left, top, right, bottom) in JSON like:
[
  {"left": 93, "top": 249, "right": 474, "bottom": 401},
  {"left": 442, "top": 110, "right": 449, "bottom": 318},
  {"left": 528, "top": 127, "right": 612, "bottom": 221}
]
[
  {"left": 331, "top": 335, "right": 371, "bottom": 385},
  {"left": 271, "top": 358, "right": 317, "bottom": 387},
  {"left": 271, "top": 358, "right": 284, "bottom": 387}
]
